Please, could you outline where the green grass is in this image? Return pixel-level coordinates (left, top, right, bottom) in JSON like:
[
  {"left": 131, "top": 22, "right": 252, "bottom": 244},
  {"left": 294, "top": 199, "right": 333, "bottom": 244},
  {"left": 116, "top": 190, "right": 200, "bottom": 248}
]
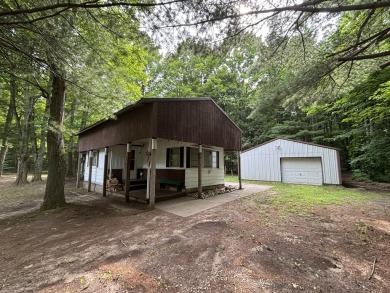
[{"left": 225, "top": 175, "right": 382, "bottom": 215}]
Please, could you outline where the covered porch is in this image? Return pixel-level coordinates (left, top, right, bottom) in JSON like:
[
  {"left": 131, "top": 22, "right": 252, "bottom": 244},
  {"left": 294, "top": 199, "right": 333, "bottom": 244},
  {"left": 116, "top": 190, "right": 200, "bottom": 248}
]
[{"left": 76, "top": 98, "right": 243, "bottom": 208}]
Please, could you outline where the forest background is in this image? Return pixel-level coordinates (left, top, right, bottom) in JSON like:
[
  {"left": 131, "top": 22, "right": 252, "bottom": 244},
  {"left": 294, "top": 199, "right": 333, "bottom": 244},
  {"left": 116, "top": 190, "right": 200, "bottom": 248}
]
[{"left": 0, "top": 0, "right": 389, "bottom": 209}]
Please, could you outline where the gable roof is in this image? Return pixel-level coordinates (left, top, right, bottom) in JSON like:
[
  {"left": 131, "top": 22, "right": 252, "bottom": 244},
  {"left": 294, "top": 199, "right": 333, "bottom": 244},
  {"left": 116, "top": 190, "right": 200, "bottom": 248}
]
[
  {"left": 242, "top": 137, "right": 340, "bottom": 153},
  {"left": 78, "top": 98, "right": 242, "bottom": 152}
]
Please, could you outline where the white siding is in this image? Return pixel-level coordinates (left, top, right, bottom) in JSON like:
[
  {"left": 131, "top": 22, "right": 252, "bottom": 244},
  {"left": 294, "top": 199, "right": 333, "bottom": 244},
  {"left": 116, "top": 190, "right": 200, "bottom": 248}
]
[
  {"left": 84, "top": 148, "right": 105, "bottom": 190},
  {"left": 154, "top": 138, "right": 224, "bottom": 189},
  {"left": 241, "top": 139, "right": 341, "bottom": 185},
  {"left": 83, "top": 138, "right": 225, "bottom": 190},
  {"left": 185, "top": 150, "right": 224, "bottom": 189}
]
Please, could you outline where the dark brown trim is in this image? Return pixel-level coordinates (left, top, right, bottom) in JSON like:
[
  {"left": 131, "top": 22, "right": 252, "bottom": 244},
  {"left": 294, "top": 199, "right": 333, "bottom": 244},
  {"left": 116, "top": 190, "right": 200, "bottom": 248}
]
[
  {"left": 87, "top": 152, "right": 93, "bottom": 192},
  {"left": 149, "top": 139, "right": 157, "bottom": 208},
  {"left": 198, "top": 145, "right": 202, "bottom": 199},
  {"left": 336, "top": 149, "right": 343, "bottom": 185},
  {"left": 125, "top": 143, "right": 132, "bottom": 203},
  {"left": 103, "top": 148, "right": 108, "bottom": 197},
  {"left": 179, "top": 146, "right": 184, "bottom": 167}
]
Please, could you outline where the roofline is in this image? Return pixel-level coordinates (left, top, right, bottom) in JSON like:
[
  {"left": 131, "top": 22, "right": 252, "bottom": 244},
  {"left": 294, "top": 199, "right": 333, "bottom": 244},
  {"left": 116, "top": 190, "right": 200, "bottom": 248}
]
[
  {"left": 242, "top": 137, "right": 340, "bottom": 153},
  {"left": 77, "top": 97, "right": 243, "bottom": 135}
]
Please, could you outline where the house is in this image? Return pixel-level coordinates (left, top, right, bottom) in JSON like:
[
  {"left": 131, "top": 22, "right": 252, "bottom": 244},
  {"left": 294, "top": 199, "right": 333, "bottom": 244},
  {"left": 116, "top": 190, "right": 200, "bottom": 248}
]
[
  {"left": 76, "top": 98, "right": 242, "bottom": 207},
  {"left": 240, "top": 138, "right": 342, "bottom": 185}
]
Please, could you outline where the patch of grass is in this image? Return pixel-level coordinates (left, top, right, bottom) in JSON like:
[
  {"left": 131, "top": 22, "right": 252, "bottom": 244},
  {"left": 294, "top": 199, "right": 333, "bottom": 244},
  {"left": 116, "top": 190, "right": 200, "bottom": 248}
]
[
  {"left": 224, "top": 175, "right": 383, "bottom": 216},
  {"left": 224, "top": 175, "right": 239, "bottom": 183}
]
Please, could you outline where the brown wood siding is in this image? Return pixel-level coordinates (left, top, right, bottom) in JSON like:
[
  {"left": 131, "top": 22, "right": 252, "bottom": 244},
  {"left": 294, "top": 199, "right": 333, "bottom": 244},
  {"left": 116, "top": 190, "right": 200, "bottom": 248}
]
[
  {"left": 78, "top": 99, "right": 242, "bottom": 152},
  {"left": 156, "top": 100, "right": 241, "bottom": 151},
  {"left": 156, "top": 169, "right": 185, "bottom": 190},
  {"left": 78, "top": 104, "right": 153, "bottom": 152}
]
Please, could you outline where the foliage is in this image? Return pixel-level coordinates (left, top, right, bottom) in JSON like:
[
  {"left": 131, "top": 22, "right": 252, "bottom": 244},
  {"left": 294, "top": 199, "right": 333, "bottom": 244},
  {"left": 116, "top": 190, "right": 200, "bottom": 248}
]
[
  {"left": 224, "top": 175, "right": 382, "bottom": 215},
  {"left": 262, "top": 183, "right": 375, "bottom": 216}
]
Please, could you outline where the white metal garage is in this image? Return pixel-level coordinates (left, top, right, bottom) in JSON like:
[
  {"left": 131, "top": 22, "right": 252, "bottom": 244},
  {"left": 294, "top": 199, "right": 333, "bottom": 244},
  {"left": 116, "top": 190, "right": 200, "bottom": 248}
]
[{"left": 240, "top": 138, "right": 342, "bottom": 185}]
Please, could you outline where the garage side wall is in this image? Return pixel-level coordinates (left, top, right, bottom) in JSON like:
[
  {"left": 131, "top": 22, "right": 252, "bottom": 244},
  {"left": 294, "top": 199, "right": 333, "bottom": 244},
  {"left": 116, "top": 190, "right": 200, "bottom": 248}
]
[{"left": 241, "top": 139, "right": 341, "bottom": 185}]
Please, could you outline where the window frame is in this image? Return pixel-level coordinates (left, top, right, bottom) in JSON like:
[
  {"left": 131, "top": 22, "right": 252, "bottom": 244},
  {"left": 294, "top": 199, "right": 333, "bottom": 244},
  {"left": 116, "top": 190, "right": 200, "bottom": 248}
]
[
  {"left": 166, "top": 147, "right": 184, "bottom": 168},
  {"left": 186, "top": 147, "right": 219, "bottom": 169}
]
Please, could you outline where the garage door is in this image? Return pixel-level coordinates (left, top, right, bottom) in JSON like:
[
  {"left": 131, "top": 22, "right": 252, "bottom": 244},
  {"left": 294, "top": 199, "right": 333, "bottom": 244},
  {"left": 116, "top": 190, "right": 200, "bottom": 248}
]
[{"left": 281, "top": 157, "right": 323, "bottom": 185}]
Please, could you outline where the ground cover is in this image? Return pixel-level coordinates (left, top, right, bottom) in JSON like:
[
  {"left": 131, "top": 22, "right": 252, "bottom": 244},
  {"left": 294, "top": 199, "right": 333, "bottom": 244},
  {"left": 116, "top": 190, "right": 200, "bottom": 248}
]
[{"left": 0, "top": 174, "right": 389, "bottom": 292}]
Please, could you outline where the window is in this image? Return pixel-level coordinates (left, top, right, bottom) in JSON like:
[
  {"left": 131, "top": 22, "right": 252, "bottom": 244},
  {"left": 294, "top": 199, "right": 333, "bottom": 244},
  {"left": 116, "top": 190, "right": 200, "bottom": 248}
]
[
  {"left": 186, "top": 147, "right": 219, "bottom": 168},
  {"left": 92, "top": 151, "right": 99, "bottom": 167},
  {"left": 204, "top": 149, "right": 219, "bottom": 168},
  {"left": 166, "top": 147, "right": 184, "bottom": 167}
]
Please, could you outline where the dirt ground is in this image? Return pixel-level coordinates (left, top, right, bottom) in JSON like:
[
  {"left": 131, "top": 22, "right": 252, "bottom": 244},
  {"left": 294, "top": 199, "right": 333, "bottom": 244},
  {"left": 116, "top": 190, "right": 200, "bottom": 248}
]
[{"left": 0, "top": 175, "right": 389, "bottom": 293}]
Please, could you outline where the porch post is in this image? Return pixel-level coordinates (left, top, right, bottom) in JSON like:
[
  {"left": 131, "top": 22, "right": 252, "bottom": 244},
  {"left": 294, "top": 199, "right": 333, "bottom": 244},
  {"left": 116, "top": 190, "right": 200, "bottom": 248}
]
[
  {"left": 125, "top": 143, "right": 132, "bottom": 203},
  {"left": 103, "top": 147, "right": 108, "bottom": 197},
  {"left": 198, "top": 144, "right": 202, "bottom": 199},
  {"left": 87, "top": 150, "right": 93, "bottom": 192},
  {"left": 237, "top": 151, "right": 242, "bottom": 190},
  {"left": 76, "top": 152, "right": 82, "bottom": 188},
  {"left": 146, "top": 140, "right": 151, "bottom": 200},
  {"left": 149, "top": 138, "right": 157, "bottom": 208}
]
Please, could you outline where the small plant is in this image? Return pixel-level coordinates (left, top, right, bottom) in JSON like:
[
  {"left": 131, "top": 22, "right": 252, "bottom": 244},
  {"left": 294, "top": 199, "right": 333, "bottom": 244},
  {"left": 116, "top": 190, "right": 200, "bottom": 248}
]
[
  {"left": 356, "top": 219, "right": 369, "bottom": 234},
  {"left": 99, "top": 270, "right": 113, "bottom": 281},
  {"left": 355, "top": 219, "right": 373, "bottom": 243}
]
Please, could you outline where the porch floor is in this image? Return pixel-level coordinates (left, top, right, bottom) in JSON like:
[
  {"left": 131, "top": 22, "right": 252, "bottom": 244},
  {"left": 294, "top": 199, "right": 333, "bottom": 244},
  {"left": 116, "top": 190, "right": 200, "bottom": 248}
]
[{"left": 108, "top": 188, "right": 185, "bottom": 203}]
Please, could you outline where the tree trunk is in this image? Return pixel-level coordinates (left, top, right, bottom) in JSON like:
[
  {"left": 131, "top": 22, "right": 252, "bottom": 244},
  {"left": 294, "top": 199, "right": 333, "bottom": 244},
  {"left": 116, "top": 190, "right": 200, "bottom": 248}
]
[
  {"left": 41, "top": 71, "right": 67, "bottom": 210},
  {"left": 31, "top": 100, "right": 48, "bottom": 182},
  {"left": 14, "top": 79, "right": 33, "bottom": 185},
  {"left": 0, "top": 76, "right": 15, "bottom": 176},
  {"left": 66, "top": 98, "right": 76, "bottom": 177},
  {"left": 80, "top": 110, "right": 88, "bottom": 130}
]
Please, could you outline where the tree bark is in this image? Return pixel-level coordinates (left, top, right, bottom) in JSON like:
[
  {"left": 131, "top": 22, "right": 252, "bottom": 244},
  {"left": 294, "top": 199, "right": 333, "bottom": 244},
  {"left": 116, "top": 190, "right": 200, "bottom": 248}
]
[
  {"left": 0, "top": 76, "right": 15, "bottom": 176},
  {"left": 41, "top": 71, "right": 67, "bottom": 210},
  {"left": 14, "top": 78, "right": 33, "bottom": 185},
  {"left": 66, "top": 98, "right": 76, "bottom": 176},
  {"left": 31, "top": 100, "right": 48, "bottom": 182}
]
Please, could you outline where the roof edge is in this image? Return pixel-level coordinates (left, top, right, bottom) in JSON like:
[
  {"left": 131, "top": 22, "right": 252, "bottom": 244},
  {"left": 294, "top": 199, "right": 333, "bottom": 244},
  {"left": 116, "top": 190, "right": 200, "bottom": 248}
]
[
  {"left": 78, "top": 97, "right": 243, "bottom": 135},
  {"left": 242, "top": 137, "right": 340, "bottom": 153}
]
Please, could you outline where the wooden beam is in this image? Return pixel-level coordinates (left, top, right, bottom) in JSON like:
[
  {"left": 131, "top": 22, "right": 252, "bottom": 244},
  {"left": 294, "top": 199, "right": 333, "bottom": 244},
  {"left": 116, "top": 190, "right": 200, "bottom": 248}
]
[
  {"left": 76, "top": 152, "right": 82, "bottom": 188},
  {"left": 149, "top": 138, "right": 157, "bottom": 208},
  {"left": 198, "top": 144, "right": 202, "bottom": 199},
  {"left": 125, "top": 143, "right": 132, "bottom": 203},
  {"left": 102, "top": 147, "right": 108, "bottom": 197},
  {"left": 237, "top": 151, "right": 242, "bottom": 190},
  {"left": 87, "top": 151, "right": 93, "bottom": 192}
]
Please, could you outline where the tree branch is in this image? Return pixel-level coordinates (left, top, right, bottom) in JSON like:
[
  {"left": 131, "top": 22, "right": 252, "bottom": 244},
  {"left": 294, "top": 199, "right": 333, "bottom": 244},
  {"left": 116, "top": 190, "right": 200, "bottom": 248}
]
[
  {"left": 327, "top": 27, "right": 390, "bottom": 58},
  {"left": 0, "top": 0, "right": 185, "bottom": 17},
  {"left": 355, "top": 8, "right": 376, "bottom": 47},
  {"left": 155, "top": 1, "right": 390, "bottom": 29},
  {"left": 337, "top": 50, "right": 390, "bottom": 61}
]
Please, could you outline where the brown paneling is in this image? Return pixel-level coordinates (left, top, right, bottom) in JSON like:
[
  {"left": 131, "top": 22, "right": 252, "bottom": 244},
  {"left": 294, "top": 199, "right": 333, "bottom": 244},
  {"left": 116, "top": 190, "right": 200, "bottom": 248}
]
[
  {"left": 156, "top": 100, "right": 241, "bottom": 150},
  {"left": 78, "top": 98, "right": 242, "bottom": 152},
  {"left": 78, "top": 103, "right": 153, "bottom": 151},
  {"left": 156, "top": 169, "right": 185, "bottom": 190},
  {"left": 156, "top": 169, "right": 185, "bottom": 182}
]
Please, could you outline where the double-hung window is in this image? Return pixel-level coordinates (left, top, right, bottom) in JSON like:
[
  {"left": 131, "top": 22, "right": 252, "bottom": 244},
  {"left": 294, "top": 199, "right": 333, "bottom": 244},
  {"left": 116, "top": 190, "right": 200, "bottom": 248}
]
[
  {"left": 186, "top": 147, "right": 219, "bottom": 168},
  {"left": 166, "top": 147, "right": 184, "bottom": 167}
]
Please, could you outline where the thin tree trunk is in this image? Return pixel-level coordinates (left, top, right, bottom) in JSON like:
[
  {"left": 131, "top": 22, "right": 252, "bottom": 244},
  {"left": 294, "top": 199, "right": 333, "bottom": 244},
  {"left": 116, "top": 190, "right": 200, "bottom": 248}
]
[
  {"left": 80, "top": 110, "right": 88, "bottom": 130},
  {"left": 41, "top": 70, "right": 67, "bottom": 210},
  {"left": 14, "top": 79, "right": 33, "bottom": 185},
  {"left": 0, "top": 76, "right": 15, "bottom": 176},
  {"left": 31, "top": 100, "right": 48, "bottom": 182},
  {"left": 66, "top": 98, "right": 76, "bottom": 177}
]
